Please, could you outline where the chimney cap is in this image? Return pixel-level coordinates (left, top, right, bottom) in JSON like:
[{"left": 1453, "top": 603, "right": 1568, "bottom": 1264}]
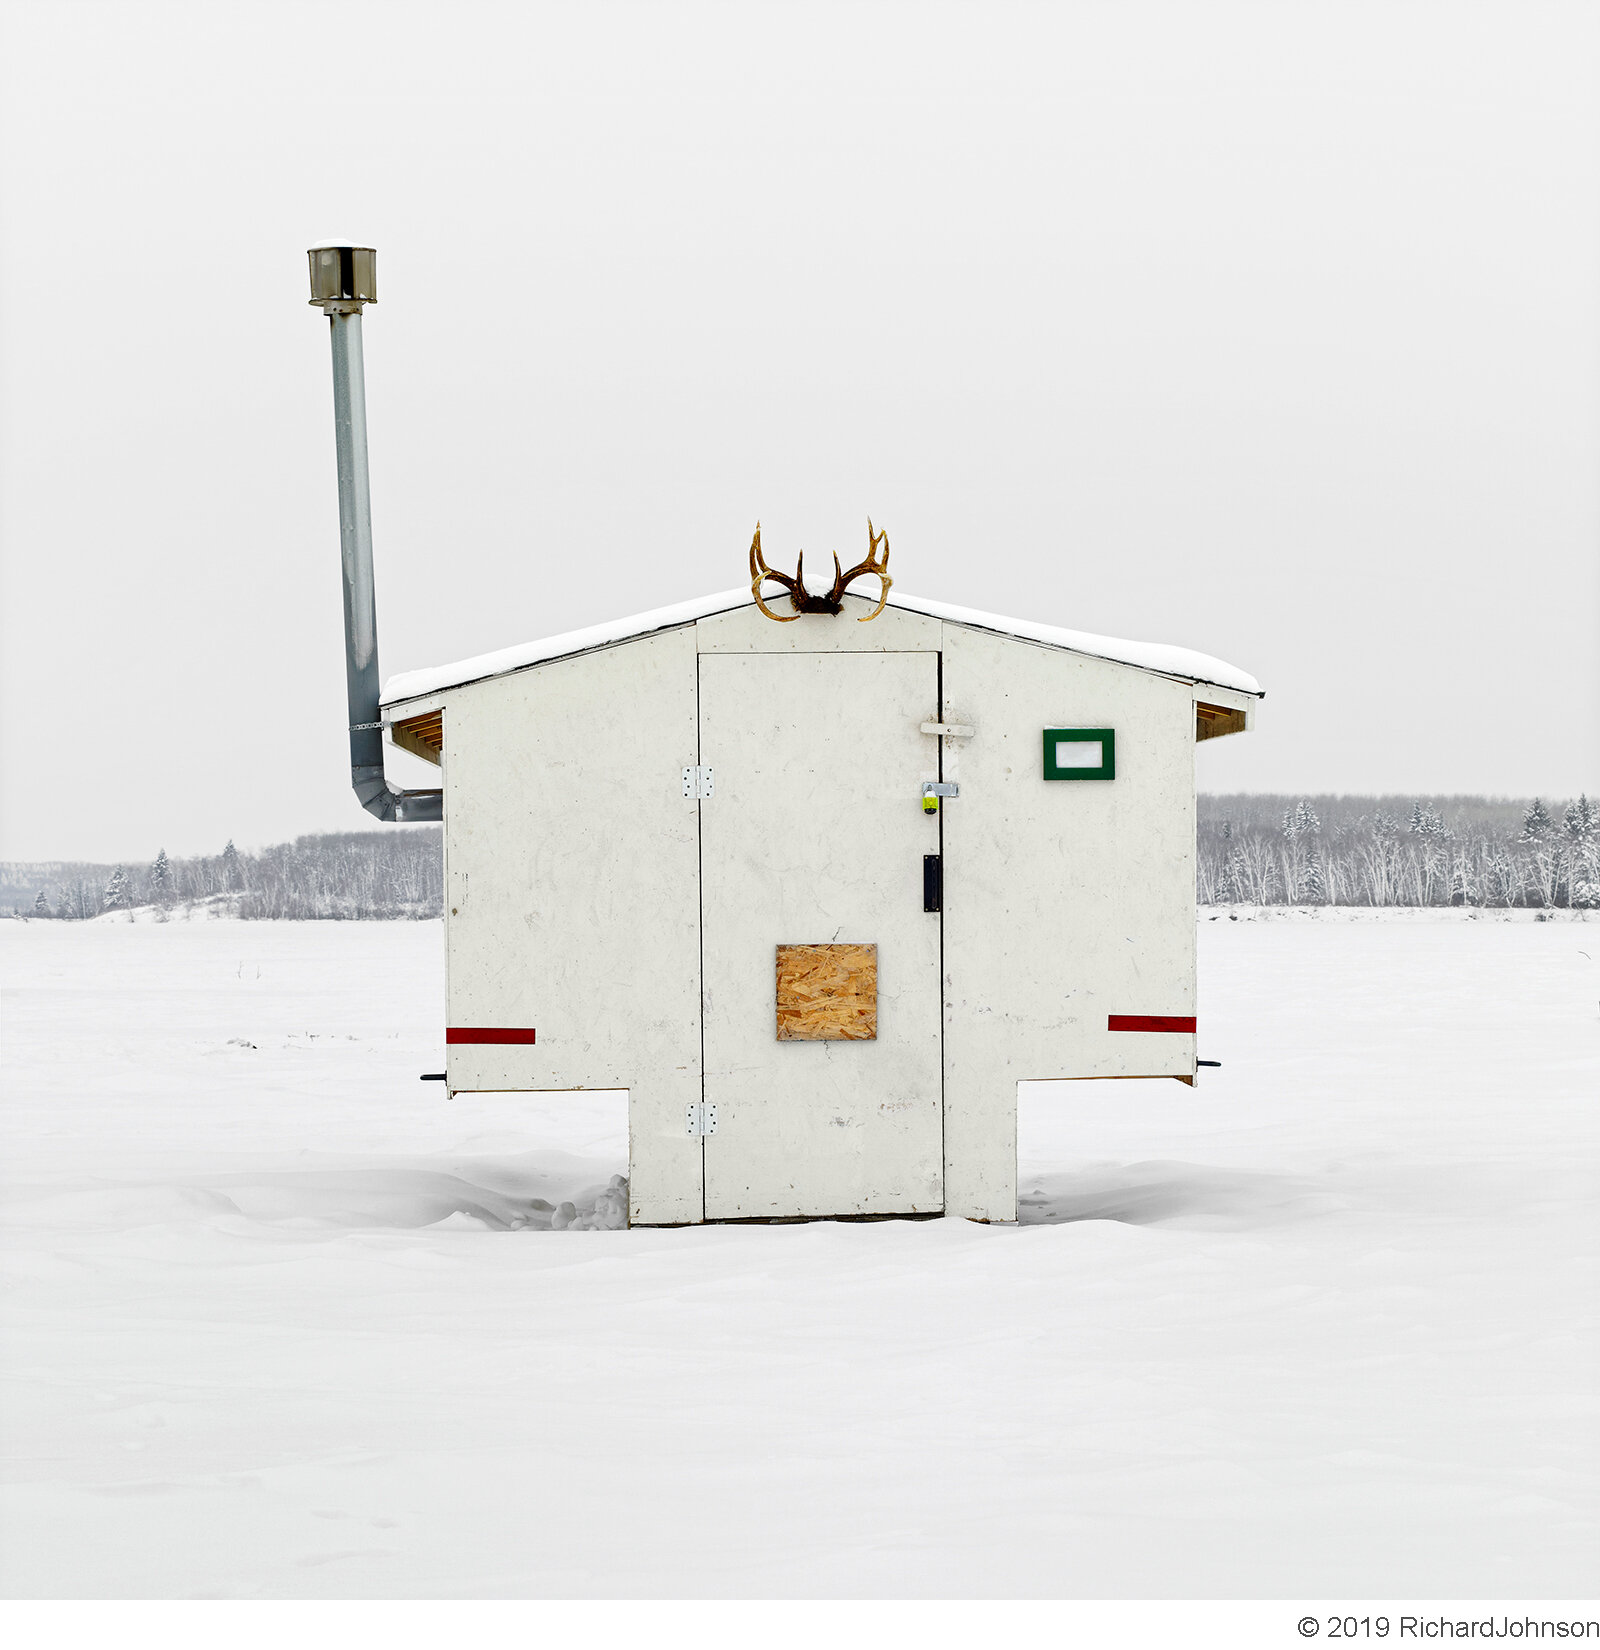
[{"left": 308, "top": 245, "right": 377, "bottom": 311}]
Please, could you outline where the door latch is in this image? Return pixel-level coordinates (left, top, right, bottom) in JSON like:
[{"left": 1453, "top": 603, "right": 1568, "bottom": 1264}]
[
  {"left": 685, "top": 1101, "right": 718, "bottom": 1136},
  {"left": 922, "top": 780, "right": 959, "bottom": 815}
]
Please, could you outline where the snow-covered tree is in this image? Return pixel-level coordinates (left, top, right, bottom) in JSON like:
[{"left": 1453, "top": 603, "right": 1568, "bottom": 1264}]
[
  {"left": 33, "top": 889, "right": 49, "bottom": 917},
  {"left": 102, "top": 866, "right": 129, "bottom": 910},
  {"left": 1279, "top": 802, "right": 1321, "bottom": 902},
  {"left": 222, "top": 838, "right": 243, "bottom": 891},
  {"left": 1450, "top": 857, "right": 1476, "bottom": 907},
  {"left": 1564, "top": 796, "right": 1596, "bottom": 843},
  {"left": 1221, "top": 845, "right": 1244, "bottom": 904},
  {"left": 1519, "top": 799, "right": 1553, "bottom": 842},
  {"left": 150, "top": 847, "right": 170, "bottom": 902},
  {"left": 1301, "top": 851, "right": 1325, "bottom": 904},
  {"left": 1486, "top": 849, "right": 1518, "bottom": 907}
]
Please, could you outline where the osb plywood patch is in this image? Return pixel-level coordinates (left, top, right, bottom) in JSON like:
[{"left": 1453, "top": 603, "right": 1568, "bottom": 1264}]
[{"left": 776, "top": 943, "right": 878, "bottom": 1041}]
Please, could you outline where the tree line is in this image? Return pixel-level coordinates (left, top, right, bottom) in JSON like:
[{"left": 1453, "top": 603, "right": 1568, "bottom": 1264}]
[
  {"left": 7, "top": 797, "right": 1597, "bottom": 918},
  {"left": 1198, "top": 795, "right": 1598, "bottom": 908},
  {"left": 7, "top": 830, "right": 443, "bottom": 921}
]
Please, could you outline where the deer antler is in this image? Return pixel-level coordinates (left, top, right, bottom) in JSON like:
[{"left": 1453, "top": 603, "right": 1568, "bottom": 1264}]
[
  {"left": 830, "top": 518, "right": 893, "bottom": 621},
  {"left": 748, "top": 519, "right": 893, "bottom": 621},
  {"left": 749, "top": 523, "right": 803, "bottom": 622}
]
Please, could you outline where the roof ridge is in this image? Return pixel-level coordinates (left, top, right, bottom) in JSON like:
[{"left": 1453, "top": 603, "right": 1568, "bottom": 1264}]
[{"left": 380, "top": 587, "right": 1262, "bottom": 706}]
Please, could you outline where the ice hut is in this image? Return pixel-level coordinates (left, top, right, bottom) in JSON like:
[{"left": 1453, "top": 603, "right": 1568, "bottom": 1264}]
[{"left": 308, "top": 242, "right": 1262, "bottom": 1228}]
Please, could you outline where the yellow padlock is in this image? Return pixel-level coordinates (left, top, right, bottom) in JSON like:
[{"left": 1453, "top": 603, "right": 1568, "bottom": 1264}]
[{"left": 922, "top": 795, "right": 940, "bottom": 815}]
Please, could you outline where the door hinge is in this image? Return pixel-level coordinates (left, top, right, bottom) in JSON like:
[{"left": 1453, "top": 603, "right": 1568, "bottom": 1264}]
[
  {"left": 923, "top": 854, "right": 942, "bottom": 912},
  {"left": 682, "top": 765, "right": 714, "bottom": 799},
  {"left": 685, "top": 1101, "right": 718, "bottom": 1136}
]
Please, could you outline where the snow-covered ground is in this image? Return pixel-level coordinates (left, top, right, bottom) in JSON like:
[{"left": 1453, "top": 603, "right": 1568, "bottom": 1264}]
[{"left": 0, "top": 912, "right": 1594, "bottom": 1598}]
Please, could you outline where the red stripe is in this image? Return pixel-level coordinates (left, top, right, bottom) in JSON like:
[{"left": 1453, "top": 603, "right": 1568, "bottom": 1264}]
[
  {"left": 446, "top": 1027, "right": 537, "bottom": 1045},
  {"left": 1108, "top": 1014, "right": 1196, "bottom": 1034}
]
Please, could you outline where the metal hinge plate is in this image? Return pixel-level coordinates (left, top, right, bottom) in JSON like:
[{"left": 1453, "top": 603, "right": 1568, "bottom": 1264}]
[
  {"left": 682, "top": 766, "right": 714, "bottom": 800},
  {"left": 685, "top": 1101, "right": 718, "bottom": 1136}
]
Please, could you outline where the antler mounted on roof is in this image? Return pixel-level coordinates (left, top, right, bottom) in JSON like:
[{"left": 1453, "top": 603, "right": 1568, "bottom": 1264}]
[{"left": 749, "top": 520, "right": 893, "bottom": 622}]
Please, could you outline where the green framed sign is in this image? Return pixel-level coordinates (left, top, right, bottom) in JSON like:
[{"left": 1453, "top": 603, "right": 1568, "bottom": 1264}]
[{"left": 1043, "top": 727, "right": 1115, "bottom": 781}]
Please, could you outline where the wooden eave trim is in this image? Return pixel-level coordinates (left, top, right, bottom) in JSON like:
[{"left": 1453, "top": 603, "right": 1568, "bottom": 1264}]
[
  {"left": 1196, "top": 701, "right": 1249, "bottom": 742},
  {"left": 390, "top": 708, "right": 443, "bottom": 767}
]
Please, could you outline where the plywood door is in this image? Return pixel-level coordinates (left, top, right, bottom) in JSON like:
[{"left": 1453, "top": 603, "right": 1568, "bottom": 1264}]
[{"left": 698, "top": 651, "right": 944, "bottom": 1219}]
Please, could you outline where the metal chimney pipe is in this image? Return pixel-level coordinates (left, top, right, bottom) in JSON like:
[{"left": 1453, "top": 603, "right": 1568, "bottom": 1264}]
[{"left": 308, "top": 243, "right": 442, "bottom": 823}]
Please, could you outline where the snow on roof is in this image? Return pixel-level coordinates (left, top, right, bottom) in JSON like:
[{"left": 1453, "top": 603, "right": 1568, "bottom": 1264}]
[
  {"left": 380, "top": 588, "right": 1262, "bottom": 707},
  {"left": 382, "top": 589, "right": 751, "bottom": 707},
  {"left": 889, "top": 592, "right": 1262, "bottom": 697}
]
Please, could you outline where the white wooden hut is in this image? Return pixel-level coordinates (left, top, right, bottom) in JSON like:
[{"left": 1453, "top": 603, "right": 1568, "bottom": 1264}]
[
  {"left": 306, "top": 239, "right": 1259, "bottom": 1229},
  {"left": 377, "top": 539, "right": 1261, "bottom": 1227}
]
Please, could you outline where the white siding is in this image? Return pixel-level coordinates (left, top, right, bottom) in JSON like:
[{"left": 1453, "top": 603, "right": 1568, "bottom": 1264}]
[
  {"left": 441, "top": 628, "right": 705, "bottom": 1226},
  {"left": 940, "top": 625, "right": 1198, "bottom": 1221}
]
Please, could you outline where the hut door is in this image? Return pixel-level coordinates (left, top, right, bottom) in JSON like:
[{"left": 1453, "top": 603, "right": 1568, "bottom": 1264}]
[{"left": 697, "top": 651, "right": 945, "bottom": 1219}]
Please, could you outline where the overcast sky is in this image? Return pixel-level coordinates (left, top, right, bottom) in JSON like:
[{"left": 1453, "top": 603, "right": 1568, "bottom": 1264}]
[{"left": 2, "top": 0, "right": 1596, "bottom": 862}]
